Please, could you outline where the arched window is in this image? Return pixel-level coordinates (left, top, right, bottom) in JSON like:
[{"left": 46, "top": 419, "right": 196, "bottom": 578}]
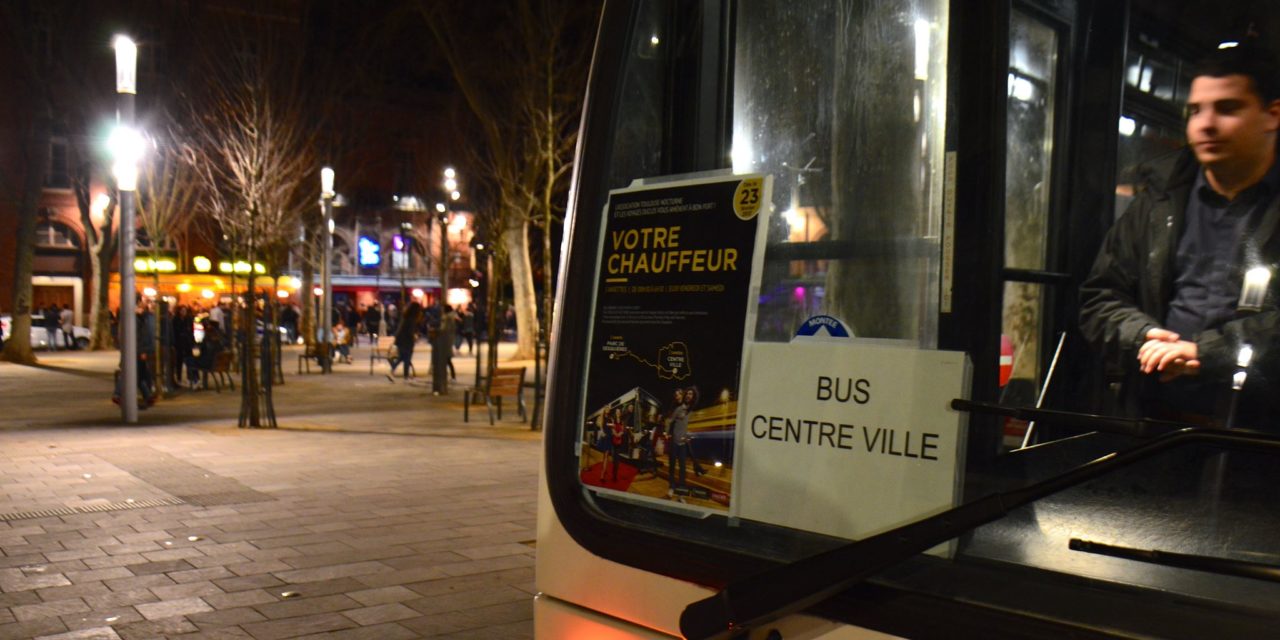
[
  {"left": 34, "top": 220, "right": 80, "bottom": 249},
  {"left": 331, "top": 235, "right": 353, "bottom": 274}
]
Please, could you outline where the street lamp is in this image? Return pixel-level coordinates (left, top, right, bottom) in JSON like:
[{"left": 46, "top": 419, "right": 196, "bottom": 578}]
[
  {"left": 113, "top": 34, "right": 140, "bottom": 423},
  {"left": 320, "top": 166, "right": 335, "bottom": 373},
  {"left": 433, "top": 168, "right": 460, "bottom": 394},
  {"left": 399, "top": 221, "right": 413, "bottom": 309}
]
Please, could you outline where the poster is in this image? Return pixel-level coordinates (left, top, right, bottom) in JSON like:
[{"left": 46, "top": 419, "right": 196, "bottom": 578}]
[{"left": 578, "top": 173, "right": 769, "bottom": 511}]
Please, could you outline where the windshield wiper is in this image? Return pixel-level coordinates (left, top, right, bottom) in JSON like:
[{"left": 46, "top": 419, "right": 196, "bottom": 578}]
[
  {"left": 679, "top": 427, "right": 1280, "bottom": 640},
  {"left": 951, "top": 399, "right": 1187, "bottom": 439},
  {"left": 1069, "top": 538, "right": 1280, "bottom": 583}
]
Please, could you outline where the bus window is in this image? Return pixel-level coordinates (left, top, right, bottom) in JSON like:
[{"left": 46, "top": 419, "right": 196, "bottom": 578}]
[{"left": 735, "top": 1, "right": 948, "bottom": 345}]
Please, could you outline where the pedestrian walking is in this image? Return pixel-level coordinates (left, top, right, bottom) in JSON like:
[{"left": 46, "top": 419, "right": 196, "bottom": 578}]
[
  {"left": 388, "top": 302, "right": 422, "bottom": 381},
  {"left": 44, "top": 304, "right": 61, "bottom": 351},
  {"left": 59, "top": 304, "right": 74, "bottom": 349}
]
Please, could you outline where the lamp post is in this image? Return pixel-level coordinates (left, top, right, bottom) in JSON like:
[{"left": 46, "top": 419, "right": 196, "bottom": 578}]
[
  {"left": 320, "top": 167, "right": 335, "bottom": 373},
  {"left": 433, "top": 167, "right": 461, "bottom": 394},
  {"left": 113, "top": 35, "right": 140, "bottom": 423},
  {"left": 471, "top": 241, "right": 486, "bottom": 393},
  {"left": 399, "top": 221, "right": 412, "bottom": 310}
]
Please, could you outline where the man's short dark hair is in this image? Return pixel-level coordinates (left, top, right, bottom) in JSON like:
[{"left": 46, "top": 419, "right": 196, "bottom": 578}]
[{"left": 1191, "top": 40, "right": 1280, "bottom": 104}]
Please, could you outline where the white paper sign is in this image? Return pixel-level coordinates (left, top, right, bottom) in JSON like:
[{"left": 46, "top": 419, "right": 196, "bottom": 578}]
[{"left": 735, "top": 341, "right": 970, "bottom": 542}]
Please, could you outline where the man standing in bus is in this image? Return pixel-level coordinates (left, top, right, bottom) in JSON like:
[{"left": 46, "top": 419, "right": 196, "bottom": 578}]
[{"left": 1079, "top": 42, "right": 1280, "bottom": 428}]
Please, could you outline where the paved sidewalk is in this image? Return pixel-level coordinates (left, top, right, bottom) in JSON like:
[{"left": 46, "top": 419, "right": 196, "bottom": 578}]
[{"left": 0, "top": 341, "right": 545, "bottom": 639}]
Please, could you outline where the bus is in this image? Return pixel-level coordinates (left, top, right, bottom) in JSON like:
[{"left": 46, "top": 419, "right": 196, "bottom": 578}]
[{"left": 536, "top": 1, "right": 1280, "bottom": 638}]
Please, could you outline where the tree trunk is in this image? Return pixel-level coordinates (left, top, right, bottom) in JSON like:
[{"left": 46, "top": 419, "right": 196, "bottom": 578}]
[
  {"left": 301, "top": 229, "right": 315, "bottom": 346},
  {"left": 503, "top": 223, "right": 538, "bottom": 360},
  {"left": 74, "top": 164, "right": 118, "bottom": 351},
  {"left": 3, "top": 205, "right": 40, "bottom": 365},
  {"left": 88, "top": 241, "right": 116, "bottom": 349},
  {"left": 153, "top": 269, "right": 165, "bottom": 397},
  {"left": 241, "top": 271, "right": 261, "bottom": 427},
  {"left": 2, "top": 111, "right": 51, "bottom": 365},
  {"left": 487, "top": 252, "right": 506, "bottom": 379}
]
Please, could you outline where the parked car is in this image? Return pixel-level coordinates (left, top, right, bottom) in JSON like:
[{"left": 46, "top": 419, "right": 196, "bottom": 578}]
[{"left": 0, "top": 315, "right": 92, "bottom": 350}]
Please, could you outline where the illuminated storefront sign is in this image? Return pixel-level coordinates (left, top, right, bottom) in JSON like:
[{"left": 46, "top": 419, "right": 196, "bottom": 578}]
[
  {"left": 217, "top": 260, "right": 266, "bottom": 275},
  {"left": 358, "top": 236, "right": 381, "bottom": 267},
  {"left": 133, "top": 258, "right": 178, "bottom": 273}
]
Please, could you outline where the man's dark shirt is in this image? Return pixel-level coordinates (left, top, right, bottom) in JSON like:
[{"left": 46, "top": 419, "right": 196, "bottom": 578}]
[
  {"left": 1165, "top": 160, "right": 1280, "bottom": 337},
  {"left": 1155, "top": 158, "right": 1280, "bottom": 416}
]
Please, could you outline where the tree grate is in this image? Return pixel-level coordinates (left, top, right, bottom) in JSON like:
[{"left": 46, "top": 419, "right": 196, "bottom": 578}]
[{"left": 0, "top": 497, "right": 185, "bottom": 522}]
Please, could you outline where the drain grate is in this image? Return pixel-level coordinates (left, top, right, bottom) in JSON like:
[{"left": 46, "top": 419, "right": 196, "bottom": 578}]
[{"left": 0, "top": 497, "right": 185, "bottom": 522}]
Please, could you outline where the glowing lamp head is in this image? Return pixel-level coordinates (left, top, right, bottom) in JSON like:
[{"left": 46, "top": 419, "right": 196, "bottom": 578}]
[
  {"left": 201, "top": 289, "right": 215, "bottom": 300},
  {"left": 108, "top": 126, "right": 146, "bottom": 191},
  {"left": 444, "top": 178, "right": 458, "bottom": 192},
  {"left": 276, "top": 289, "right": 289, "bottom": 299},
  {"left": 113, "top": 35, "right": 137, "bottom": 94},
  {"left": 444, "top": 167, "right": 456, "bottom": 179},
  {"left": 320, "top": 166, "right": 335, "bottom": 197},
  {"left": 435, "top": 202, "right": 446, "bottom": 214},
  {"left": 313, "top": 286, "right": 324, "bottom": 297}
]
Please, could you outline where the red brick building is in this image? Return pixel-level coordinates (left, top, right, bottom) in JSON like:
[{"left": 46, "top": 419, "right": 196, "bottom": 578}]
[{"left": 0, "top": 0, "right": 470, "bottom": 338}]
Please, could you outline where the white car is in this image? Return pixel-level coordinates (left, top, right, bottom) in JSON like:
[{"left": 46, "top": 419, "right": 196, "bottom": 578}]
[{"left": 0, "top": 315, "right": 92, "bottom": 350}]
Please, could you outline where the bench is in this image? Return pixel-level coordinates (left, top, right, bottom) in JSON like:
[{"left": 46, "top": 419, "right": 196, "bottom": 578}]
[
  {"left": 203, "top": 350, "right": 236, "bottom": 393},
  {"left": 464, "top": 366, "right": 527, "bottom": 425},
  {"left": 369, "top": 336, "right": 396, "bottom": 374},
  {"left": 298, "top": 342, "right": 332, "bottom": 374}
]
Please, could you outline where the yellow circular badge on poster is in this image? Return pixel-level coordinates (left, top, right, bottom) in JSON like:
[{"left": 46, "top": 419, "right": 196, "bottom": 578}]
[{"left": 733, "top": 177, "right": 764, "bottom": 220}]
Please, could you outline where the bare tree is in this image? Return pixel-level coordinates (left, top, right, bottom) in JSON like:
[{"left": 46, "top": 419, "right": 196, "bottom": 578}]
[
  {"left": 136, "top": 120, "right": 202, "bottom": 387},
  {"left": 184, "top": 24, "right": 320, "bottom": 427},
  {"left": 417, "top": 0, "right": 596, "bottom": 362}
]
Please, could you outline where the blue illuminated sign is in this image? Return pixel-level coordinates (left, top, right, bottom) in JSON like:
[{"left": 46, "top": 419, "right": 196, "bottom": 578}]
[{"left": 357, "top": 236, "right": 381, "bottom": 267}]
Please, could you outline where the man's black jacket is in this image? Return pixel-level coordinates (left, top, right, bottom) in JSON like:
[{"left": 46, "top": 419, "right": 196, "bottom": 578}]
[{"left": 1078, "top": 149, "right": 1280, "bottom": 426}]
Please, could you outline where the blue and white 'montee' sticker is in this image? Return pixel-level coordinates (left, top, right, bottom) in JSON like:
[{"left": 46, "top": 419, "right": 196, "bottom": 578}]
[{"left": 795, "top": 315, "right": 851, "bottom": 338}]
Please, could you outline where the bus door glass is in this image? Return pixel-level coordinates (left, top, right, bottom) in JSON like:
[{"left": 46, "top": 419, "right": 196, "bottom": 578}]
[{"left": 999, "top": 7, "right": 1064, "bottom": 447}]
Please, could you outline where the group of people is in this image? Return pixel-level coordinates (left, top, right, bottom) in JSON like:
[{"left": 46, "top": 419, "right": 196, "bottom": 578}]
[
  {"left": 324, "top": 300, "right": 477, "bottom": 384},
  {"left": 38, "top": 303, "right": 76, "bottom": 350},
  {"left": 595, "top": 386, "right": 706, "bottom": 502},
  {"left": 112, "top": 298, "right": 231, "bottom": 406}
]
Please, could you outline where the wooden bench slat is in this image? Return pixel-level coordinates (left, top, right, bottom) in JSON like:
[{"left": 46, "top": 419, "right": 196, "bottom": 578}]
[{"left": 464, "top": 365, "right": 527, "bottom": 425}]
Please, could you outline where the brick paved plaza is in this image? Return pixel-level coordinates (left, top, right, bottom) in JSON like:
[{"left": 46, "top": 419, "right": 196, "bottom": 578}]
[{"left": 0, "top": 343, "right": 542, "bottom": 639}]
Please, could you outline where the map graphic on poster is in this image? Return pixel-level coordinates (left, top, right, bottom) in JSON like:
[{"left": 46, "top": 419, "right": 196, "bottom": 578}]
[{"left": 579, "top": 174, "right": 768, "bottom": 512}]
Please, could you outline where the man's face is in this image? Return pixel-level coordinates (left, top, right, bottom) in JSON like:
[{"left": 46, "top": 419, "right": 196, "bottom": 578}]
[{"left": 1186, "top": 74, "right": 1280, "bottom": 172}]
